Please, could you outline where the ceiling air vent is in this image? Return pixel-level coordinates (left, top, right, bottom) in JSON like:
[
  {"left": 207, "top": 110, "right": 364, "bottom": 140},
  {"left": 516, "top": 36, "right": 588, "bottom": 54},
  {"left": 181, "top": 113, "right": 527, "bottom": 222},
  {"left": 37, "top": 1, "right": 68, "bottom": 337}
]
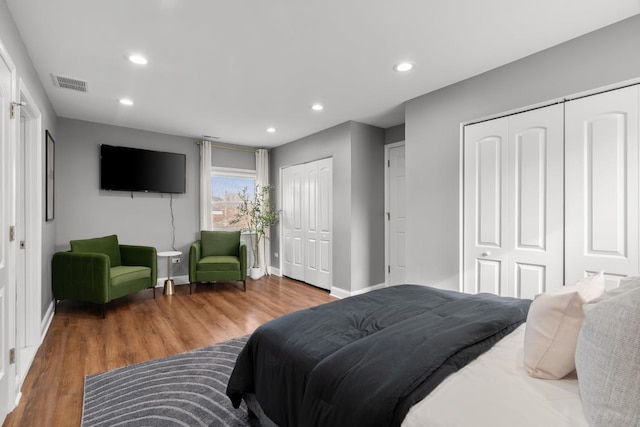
[{"left": 52, "top": 74, "right": 88, "bottom": 92}]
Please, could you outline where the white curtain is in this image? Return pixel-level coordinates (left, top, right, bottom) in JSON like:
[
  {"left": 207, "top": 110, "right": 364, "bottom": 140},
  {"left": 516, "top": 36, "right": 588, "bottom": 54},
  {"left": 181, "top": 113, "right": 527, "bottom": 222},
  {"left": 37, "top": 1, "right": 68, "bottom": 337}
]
[
  {"left": 255, "top": 148, "right": 270, "bottom": 274},
  {"left": 199, "top": 140, "right": 212, "bottom": 231}
]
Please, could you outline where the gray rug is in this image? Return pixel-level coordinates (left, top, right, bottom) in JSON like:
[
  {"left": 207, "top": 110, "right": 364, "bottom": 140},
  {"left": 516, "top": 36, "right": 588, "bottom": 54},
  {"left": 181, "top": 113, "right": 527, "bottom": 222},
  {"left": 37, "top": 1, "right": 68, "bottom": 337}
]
[{"left": 82, "top": 336, "right": 253, "bottom": 427}]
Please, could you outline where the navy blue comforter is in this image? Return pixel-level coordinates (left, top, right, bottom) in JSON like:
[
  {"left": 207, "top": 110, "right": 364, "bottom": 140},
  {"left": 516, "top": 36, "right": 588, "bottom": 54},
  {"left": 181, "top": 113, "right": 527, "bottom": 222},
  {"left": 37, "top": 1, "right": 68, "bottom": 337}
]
[{"left": 227, "top": 285, "right": 531, "bottom": 427}]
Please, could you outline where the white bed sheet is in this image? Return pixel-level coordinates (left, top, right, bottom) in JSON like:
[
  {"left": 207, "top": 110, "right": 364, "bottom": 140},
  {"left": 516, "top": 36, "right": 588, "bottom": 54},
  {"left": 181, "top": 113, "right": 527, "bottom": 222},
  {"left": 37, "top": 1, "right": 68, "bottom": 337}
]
[{"left": 402, "top": 324, "right": 589, "bottom": 427}]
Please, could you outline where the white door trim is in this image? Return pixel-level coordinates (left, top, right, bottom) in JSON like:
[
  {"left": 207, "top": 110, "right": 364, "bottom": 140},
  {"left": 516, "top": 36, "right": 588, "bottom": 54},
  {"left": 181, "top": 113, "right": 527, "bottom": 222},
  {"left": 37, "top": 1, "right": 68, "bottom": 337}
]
[
  {"left": 0, "top": 37, "right": 18, "bottom": 422},
  {"left": 385, "top": 141, "right": 405, "bottom": 285}
]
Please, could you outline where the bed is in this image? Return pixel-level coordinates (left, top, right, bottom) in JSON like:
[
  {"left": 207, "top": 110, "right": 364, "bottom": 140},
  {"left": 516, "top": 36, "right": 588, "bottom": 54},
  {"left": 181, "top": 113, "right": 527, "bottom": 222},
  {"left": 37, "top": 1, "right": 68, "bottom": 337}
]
[{"left": 226, "top": 282, "right": 639, "bottom": 427}]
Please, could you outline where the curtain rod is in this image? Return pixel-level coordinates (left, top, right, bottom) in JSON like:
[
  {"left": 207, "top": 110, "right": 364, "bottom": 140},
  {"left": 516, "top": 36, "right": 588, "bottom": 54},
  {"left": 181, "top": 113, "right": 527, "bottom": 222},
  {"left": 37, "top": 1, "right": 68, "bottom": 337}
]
[{"left": 195, "top": 141, "right": 260, "bottom": 153}]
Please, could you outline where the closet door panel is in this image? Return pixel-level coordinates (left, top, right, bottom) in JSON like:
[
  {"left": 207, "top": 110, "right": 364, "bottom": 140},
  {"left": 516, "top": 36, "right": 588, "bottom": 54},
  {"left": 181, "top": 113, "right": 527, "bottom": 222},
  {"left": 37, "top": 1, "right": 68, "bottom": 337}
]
[
  {"left": 476, "top": 259, "right": 502, "bottom": 295},
  {"left": 508, "top": 104, "right": 564, "bottom": 296},
  {"left": 282, "top": 166, "right": 293, "bottom": 277},
  {"left": 565, "top": 86, "right": 639, "bottom": 289},
  {"left": 282, "top": 164, "right": 305, "bottom": 281},
  {"left": 315, "top": 158, "right": 333, "bottom": 289},
  {"left": 464, "top": 118, "right": 509, "bottom": 294},
  {"left": 304, "top": 163, "right": 319, "bottom": 285},
  {"left": 515, "top": 263, "right": 546, "bottom": 300},
  {"left": 516, "top": 128, "right": 547, "bottom": 249}
]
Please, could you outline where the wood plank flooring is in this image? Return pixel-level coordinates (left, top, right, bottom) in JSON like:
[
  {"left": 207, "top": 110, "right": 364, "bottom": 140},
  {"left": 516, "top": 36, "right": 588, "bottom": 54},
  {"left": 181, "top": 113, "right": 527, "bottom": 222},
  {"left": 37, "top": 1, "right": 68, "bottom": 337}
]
[{"left": 3, "top": 276, "right": 335, "bottom": 427}]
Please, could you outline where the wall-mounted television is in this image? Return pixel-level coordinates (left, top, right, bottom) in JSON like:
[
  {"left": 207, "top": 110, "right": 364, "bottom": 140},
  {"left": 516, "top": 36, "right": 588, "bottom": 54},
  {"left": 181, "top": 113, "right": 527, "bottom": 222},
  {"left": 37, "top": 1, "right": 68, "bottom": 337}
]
[{"left": 100, "top": 144, "right": 186, "bottom": 194}]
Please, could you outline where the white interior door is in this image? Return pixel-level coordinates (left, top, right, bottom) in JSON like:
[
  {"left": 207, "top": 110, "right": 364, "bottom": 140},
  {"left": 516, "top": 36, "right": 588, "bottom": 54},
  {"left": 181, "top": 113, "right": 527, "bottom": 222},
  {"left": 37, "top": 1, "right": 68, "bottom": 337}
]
[
  {"left": 565, "top": 85, "right": 639, "bottom": 289},
  {"left": 15, "top": 85, "right": 41, "bottom": 388},
  {"left": 387, "top": 143, "right": 406, "bottom": 285},
  {"left": 464, "top": 105, "right": 564, "bottom": 297},
  {"left": 0, "top": 46, "right": 14, "bottom": 423}
]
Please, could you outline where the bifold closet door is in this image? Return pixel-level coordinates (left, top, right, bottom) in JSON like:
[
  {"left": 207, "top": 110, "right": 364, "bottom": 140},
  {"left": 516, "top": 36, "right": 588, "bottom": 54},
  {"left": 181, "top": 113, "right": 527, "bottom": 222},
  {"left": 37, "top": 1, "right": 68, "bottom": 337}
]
[
  {"left": 281, "top": 158, "right": 333, "bottom": 289},
  {"left": 565, "top": 85, "right": 639, "bottom": 289},
  {"left": 464, "top": 104, "right": 564, "bottom": 297}
]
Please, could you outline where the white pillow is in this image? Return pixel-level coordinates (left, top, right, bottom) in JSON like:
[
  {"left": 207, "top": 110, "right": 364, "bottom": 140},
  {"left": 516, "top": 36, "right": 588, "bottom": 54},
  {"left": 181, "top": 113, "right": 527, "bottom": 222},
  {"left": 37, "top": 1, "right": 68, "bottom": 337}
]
[
  {"left": 523, "top": 272, "right": 605, "bottom": 379},
  {"left": 576, "top": 281, "right": 640, "bottom": 427}
]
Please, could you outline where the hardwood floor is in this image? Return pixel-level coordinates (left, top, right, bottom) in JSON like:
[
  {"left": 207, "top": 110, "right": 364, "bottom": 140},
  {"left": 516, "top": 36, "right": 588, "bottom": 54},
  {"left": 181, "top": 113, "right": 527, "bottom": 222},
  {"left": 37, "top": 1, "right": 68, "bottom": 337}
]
[{"left": 3, "top": 275, "right": 335, "bottom": 427}]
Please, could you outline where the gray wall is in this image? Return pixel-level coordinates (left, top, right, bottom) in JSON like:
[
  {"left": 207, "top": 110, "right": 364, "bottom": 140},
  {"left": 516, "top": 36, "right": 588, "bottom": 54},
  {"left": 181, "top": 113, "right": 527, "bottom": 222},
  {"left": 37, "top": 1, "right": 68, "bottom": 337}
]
[
  {"left": 384, "top": 124, "right": 405, "bottom": 145},
  {"left": 0, "top": 1, "right": 59, "bottom": 318},
  {"left": 56, "top": 118, "right": 199, "bottom": 279},
  {"left": 405, "top": 14, "right": 640, "bottom": 290},
  {"left": 350, "top": 123, "right": 386, "bottom": 291},
  {"left": 212, "top": 144, "right": 255, "bottom": 170},
  {"left": 269, "top": 121, "right": 386, "bottom": 293},
  {"left": 270, "top": 122, "right": 352, "bottom": 290}
]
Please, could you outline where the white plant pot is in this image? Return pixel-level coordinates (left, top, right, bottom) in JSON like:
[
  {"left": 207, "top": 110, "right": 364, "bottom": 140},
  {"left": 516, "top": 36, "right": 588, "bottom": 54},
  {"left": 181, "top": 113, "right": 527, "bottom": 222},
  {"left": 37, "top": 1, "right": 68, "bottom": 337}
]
[{"left": 250, "top": 267, "right": 262, "bottom": 280}]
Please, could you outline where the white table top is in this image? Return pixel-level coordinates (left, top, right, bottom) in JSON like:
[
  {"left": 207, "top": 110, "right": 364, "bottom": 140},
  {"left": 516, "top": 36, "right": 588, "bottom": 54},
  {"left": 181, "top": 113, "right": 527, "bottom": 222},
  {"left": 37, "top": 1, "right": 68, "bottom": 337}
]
[{"left": 157, "top": 251, "right": 182, "bottom": 257}]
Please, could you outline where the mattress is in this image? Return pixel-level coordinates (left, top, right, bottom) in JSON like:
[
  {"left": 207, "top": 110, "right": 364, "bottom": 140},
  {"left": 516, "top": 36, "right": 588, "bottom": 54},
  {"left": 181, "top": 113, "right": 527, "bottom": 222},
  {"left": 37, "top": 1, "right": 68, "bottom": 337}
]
[{"left": 402, "top": 324, "right": 589, "bottom": 427}]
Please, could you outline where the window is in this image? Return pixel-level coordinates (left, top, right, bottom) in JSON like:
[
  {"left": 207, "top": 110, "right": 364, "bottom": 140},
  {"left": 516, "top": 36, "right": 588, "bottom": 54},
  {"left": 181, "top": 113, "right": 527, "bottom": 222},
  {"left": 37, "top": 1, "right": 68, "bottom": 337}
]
[{"left": 211, "top": 167, "right": 256, "bottom": 230}]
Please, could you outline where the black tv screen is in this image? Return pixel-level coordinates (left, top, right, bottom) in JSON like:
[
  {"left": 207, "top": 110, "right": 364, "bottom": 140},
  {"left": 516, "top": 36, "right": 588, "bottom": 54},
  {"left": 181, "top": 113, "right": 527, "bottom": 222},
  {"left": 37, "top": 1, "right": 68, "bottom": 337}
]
[{"left": 100, "top": 144, "right": 186, "bottom": 194}]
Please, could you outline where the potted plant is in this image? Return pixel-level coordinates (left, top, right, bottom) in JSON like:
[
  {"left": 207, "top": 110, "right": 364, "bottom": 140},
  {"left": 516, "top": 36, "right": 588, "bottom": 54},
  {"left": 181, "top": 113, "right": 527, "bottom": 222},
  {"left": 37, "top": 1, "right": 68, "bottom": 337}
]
[{"left": 231, "top": 185, "right": 278, "bottom": 279}]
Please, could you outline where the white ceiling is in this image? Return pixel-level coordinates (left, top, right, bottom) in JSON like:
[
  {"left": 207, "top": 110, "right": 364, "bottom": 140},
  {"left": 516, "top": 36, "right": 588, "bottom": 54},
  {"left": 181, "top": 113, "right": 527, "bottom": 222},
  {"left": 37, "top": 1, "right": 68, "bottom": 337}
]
[{"left": 6, "top": 1, "right": 640, "bottom": 148}]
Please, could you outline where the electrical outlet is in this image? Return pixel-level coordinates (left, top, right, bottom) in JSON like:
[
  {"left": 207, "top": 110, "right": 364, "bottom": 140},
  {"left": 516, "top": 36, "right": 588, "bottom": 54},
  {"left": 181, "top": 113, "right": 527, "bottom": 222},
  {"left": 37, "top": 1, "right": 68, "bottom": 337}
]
[{"left": 172, "top": 258, "right": 181, "bottom": 264}]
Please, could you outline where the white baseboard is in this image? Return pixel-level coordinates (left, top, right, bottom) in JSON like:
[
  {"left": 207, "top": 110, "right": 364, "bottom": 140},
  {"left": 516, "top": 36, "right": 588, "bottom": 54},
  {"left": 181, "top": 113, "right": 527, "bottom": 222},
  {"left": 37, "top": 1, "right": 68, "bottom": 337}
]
[
  {"left": 330, "top": 282, "right": 387, "bottom": 299},
  {"left": 269, "top": 267, "right": 281, "bottom": 277},
  {"left": 156, "top": 274, "right": 189, "bottom": 287},
  {"left": 41, "top": 300, "right": 55, "bottom": 338}
]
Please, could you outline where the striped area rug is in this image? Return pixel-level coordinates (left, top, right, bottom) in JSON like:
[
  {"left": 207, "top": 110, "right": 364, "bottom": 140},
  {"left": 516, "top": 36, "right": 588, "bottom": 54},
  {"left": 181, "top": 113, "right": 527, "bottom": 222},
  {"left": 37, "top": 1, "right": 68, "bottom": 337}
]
[{"left": 82, "top": 336, "right": 252, "bottom": 427}]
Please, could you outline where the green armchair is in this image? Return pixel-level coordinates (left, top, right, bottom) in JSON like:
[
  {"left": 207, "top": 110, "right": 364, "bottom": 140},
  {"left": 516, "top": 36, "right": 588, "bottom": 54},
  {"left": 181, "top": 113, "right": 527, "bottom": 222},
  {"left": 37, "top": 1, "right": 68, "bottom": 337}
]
[
  {"left": 189, "top": 230, "right": 247, "bottom": 293},
  {"left": 52, "top": 234, "right": 157, "bottom": 317}
]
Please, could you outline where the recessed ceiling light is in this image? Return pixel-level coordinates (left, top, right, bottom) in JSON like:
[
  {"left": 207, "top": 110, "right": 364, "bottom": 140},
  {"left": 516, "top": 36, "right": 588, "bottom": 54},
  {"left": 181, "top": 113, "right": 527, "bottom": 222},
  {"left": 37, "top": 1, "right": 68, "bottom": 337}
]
[
  {"left": 119, "top": 98, "right": 134, "bottom": 106},
  {"left": 311, "top": 103, "right": 324, "bottom": 111},
  {"left": 128, "top": 54, "right": 148, "bottom": 65},
  {"left": 267, "top": 127, "right": 276, "bottom": 133},
  {"left": 393, "top": 61, "right": 415, "bottom": 72}
]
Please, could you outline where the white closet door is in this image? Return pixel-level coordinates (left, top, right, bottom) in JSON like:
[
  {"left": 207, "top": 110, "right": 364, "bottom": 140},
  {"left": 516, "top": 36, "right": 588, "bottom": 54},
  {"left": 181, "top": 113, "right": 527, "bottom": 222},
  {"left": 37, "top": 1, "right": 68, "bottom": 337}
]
[
  {"left": 281, "top": 158, "right": 332, "bottom": 289},
  {"left": 565, "top": 85, "right": 639, "bottom": 289},
  {"left": 314, "top": 158, "right": 332, "bottom": 289},
  {"left": 304, "top": 162, "right": 319, "bottom": 285},
  {"left": 507, "top": 104, "right": 564, "bottom": 298},
  {"left": 282, "top": 164, "right": 305, "bottom": 281},
  {"left": 464, "top": 105, "right": 564, "bottom": 297},
  {"left": 388, "top": 144, "right": 406, "bottom": 285},
  {"left": 464, "top": 117, "right": 509, "bottom": 295}
]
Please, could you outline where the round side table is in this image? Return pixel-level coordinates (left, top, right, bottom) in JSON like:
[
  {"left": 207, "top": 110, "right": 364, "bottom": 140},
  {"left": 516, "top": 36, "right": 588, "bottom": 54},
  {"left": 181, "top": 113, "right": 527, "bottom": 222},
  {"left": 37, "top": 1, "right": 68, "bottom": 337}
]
[{"left": 158, "top": 251, "right": 182, "bottom": 295}]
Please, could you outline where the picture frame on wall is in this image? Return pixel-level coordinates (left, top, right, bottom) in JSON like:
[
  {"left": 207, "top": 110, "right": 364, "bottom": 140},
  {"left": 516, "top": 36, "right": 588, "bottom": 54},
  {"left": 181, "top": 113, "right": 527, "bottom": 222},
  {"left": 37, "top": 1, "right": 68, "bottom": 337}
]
[{"left": 46, "top": 130, "right": 54, "bottom": 221}]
